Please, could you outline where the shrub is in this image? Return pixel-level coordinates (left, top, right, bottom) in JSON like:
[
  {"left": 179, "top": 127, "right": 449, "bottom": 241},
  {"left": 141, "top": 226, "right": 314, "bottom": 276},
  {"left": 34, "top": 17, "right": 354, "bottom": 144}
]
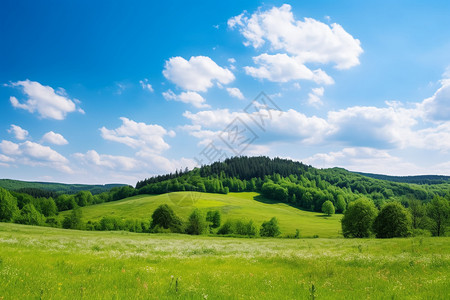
[
  {"left": 62, "top": 207, "right": 83, "bottom": 230},
  {"left": 341, "top": 198, "right": 378, "bottom": 238},
  {"left": 260, "top": 217, "right": 281, "bottom": 237},
  {"left": 206, "top": 210, "right": 221, "bottom": 228},
  {"left": 150, "top": 204, "right": 183, "bottom": 233},
  {"left": 186, "top": 209, "right": 207, "bottom": 235},
  {"left": 373, "top": 202, "right": 411, "bottom": 238}
]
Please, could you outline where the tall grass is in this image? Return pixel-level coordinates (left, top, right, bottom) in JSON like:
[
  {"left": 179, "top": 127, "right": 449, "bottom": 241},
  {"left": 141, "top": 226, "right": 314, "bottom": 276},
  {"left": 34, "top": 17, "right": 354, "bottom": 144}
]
[{"left": 0, "top": 223, "right": 449, "bottom": 299}]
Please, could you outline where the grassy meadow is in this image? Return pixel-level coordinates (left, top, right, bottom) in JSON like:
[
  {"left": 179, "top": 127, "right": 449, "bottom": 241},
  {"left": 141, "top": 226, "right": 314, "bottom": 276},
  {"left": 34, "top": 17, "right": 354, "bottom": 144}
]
[
  {"left": 59, "top": 192, "right": 342, "bottom": 237},
  {"left": 0, "top": 223, "right": 449, "bottom": 299}
]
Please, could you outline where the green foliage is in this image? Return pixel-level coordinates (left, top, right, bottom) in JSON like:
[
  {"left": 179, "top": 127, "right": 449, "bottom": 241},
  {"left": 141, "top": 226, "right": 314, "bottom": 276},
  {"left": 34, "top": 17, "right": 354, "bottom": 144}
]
[
  {"left": 150, "top": 204, "right": 183, "bottom": 233},
  {"left": 427, "top": 196, "right": 450, "bottom": 236},
  {"left": 186, "top": 209, "right": 207, "bottom": 235},
  {"left": 322, "top": 200, "right": 335, "bottom": 216},
  {"left": 373, "top": 202, "right": 411, "bottom": 238},
  {"left": 335, "top": 195, "right": 346, "bottom": 213},
  {"left": 15, "top": 203, "right": 45, "bottom": 226},
  {"left": 0, "top": 187, "right": 18, "bottom": 222},
  {"left": 260, "top": 217, "right": 281, "bottom": 237},
  {"left": 409, "top": 199, "right": 426, "bottom": 229},
  {"left": 341, "top": 198, "right": 378, "bottom": 238},
  {"left": 217, "top": 219, "right": 258, "bottom": 236},
  {"left": 62, "top": 207, "right": 83, "bottom": 229},
  {"left": 206, "top": 210, "right": 221, "bottom": 228}
]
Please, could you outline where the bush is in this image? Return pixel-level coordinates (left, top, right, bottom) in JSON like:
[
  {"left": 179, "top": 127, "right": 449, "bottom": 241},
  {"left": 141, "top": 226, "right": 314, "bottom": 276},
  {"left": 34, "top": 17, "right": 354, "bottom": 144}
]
[
  {"left": 373, "top": 202, "right": 411, "bottom": 238},
  {"left": 62, "top": 207, "right": 83, "bottom": 229},
  {"left": 186, "top": 209, "right": 207, "bottom": 235},
  {"left": 206, "top": 210, "right": 221, "bottom": 228},
  {"left": 341, "top": 198, "right": 378, "bottom": 238},
  {"left": 150, "top": 204, "right": 184, "bottom": 233},
  {"left": 217, "top": 220, "right": 234, "bottom": 235},
  {"left": 260, "top": 217, "right": 281, "bottom": 237}
]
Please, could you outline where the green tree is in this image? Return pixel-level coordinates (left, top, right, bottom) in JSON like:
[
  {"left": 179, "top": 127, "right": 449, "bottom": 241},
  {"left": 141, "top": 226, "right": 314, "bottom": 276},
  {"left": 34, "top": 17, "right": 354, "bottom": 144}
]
[
  {"left": 408, "top": 199, "right": 425, "bottom": 229},
  {"left": 150, "top": 204, "right": 183, "bottom": 233},
  {"left": 322, "top": 200, "right": 335, "bottom": 216},
  {"left": 0, "top": 188, "right": 18, "bottom": 222},
  {"left": 186, "top": 209, "right": 207, "bottom": 235},
  {"left": 15, "top": 203, "right": 45, "bottom": 226},
  {"left": 39, "top": 197, "right": 58, "bottom": 217},
  {"left": 206, "top": 210, "right": 221, "bottom": 228},
  {"left": 335, "top": 195, "right": 346, "bottom": 213},
  {"left": 427, "top": 196, "right": 450, "bottom": 236},
  {"left": 260, "top": 217, "right": 281, "bottom": 237},
  {"left": 373, "top": 202, "right": 411, "bottom": 238},
  {"left": 62, "top": 207, "right": 83, "bottom": 229},
  {"left": 341, "top": 198, "right": 378, "bottom": 238}
]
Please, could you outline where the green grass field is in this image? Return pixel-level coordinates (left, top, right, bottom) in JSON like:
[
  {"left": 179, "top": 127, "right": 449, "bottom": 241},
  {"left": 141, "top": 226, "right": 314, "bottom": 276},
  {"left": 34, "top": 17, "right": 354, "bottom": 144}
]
[
  {"left": 60, "top": 192, "right": 342, "bottom": 237},
  {"left": 0, "top": 223, "right": 449, "bottom": 299}
]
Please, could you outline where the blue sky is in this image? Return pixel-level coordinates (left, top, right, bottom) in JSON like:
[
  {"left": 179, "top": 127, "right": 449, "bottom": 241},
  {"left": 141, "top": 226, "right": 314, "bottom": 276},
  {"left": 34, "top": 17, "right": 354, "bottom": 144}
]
[{"left": 1, "top": 0, "right": 450, "bottom": 184}]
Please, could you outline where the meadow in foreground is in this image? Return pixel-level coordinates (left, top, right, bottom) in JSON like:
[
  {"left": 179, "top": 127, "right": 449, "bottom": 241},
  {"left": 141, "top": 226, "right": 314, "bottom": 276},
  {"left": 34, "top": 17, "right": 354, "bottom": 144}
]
[{"left": 0, "top": 223, "right": 449, "bottom": 299}]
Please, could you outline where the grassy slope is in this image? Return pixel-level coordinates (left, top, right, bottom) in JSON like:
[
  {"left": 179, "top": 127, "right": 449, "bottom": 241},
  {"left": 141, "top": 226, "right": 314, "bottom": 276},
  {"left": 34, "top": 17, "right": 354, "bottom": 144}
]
[
  {"left": 61, "top": 192, "right": 342, "bottom": 237},
  {"left": 0, "top": 223, "right": 449, "bottom": 299}
]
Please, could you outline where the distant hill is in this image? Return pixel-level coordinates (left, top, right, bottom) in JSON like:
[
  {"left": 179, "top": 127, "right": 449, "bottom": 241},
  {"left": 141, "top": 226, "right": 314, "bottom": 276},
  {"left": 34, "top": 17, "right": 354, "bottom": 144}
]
[
  {"left": 355, "top": 173, "right": 450, "bottom": 185},
  {"left": 0, "top": 179, "right": 126, "bottom": 195}
]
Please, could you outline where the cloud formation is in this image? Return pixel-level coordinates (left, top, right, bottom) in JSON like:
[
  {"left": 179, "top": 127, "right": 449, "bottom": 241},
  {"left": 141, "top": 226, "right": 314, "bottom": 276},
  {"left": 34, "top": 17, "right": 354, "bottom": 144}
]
[
  {"left": 42, "top": 131, "right": 68, "bottom": 145},
  {"left": 8, "top": 125, "right": 29, "bottom": 140},
  {"left": 163, "top": 56, "right": 235, "bottom": 92},
  {"left": 162, "top": 90, "right": 210, "bottom": 108},
  {"left": 9, "top": 80, "right": 83, "bottom": 120}
]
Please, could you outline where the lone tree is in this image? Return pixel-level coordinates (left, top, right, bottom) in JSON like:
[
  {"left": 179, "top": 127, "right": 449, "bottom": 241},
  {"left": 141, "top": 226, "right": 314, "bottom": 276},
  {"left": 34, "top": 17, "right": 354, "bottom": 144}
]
[
  {"left": 186, "top": 209, "right": 207, "bottom": 235},
  {"left": 427, "top": 196, "right": 450, "bottom": 236},
  {"left": 150, "top": 204, "right": 183, "bottom": 233},
  {"left": 260, "top": 217, "right": 281, "bottom": 237},
  {"left": 373, "top": 202, "right": 411, "bottom": 238},
  {"left": 322, "top": 200, "right": 335, "bottom": 216},
  {"left": 341, "top": 198, "right": 378, "bottom": 238}
]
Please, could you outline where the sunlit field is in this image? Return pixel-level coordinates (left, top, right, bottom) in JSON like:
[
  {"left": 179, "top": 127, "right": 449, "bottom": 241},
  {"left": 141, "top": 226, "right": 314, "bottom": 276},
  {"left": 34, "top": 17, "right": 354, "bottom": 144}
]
[{"left": 1, "top": 223, "right": 448, "bottom": 299}]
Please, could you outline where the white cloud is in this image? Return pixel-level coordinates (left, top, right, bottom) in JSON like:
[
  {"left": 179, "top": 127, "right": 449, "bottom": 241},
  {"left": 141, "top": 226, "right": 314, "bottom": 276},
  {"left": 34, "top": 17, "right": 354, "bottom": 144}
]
[
  {"left": 226, "top": 87, "right": 244, "bottom": 99},
  {"left": 139, "top": 78, "right": 154, "bottom": 92},
  {"left": 228, "top": 4, "right": 363, "bottom": 69},
  {"left": 244, "top": 53, "right": 334, "bottom": 84},
  {"left": 74, "top": 150, "right": 140, "bottom": 171},
  {"left": 162, "top": 90, "right": 210, "bottom": 108},
  {"left": 0, "top": 140, "right": 72, "bottom": 173},
  {"left": 9, "top": 80, "right": 82, "bottom": 120},
  {"left": 163, "top": 56, "right": 235, "bottom": 92},
  {"left": 308, "top": 87, "right": 325, "bottom": 107},
  {"left": 8, "top": 125, "right": 29, "bottom": 140},
  {"left": 42, "top": 131, "right": 68, "bottom": 145},
  {"left": 418, "top": 79, "right": 450, "bottom": 122},
  {"left": 100, "top": 117, "right": 175, "bottom": 153},
  {"left": 0, "top": 154, "right": 14, "bottom": 163}
]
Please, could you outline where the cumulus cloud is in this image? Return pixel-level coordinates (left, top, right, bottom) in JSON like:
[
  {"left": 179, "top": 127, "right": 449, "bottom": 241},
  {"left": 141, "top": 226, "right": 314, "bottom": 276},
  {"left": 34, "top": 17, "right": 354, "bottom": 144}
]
[
  {"left": 139, "top": 78, "right": 154, "bottom": 92},
  {"left": 418, "top": 79, "right": 450, "bottom": 122},
  {"left": 100, "top": 117, "right": 175, "bottom": 153},
  {"left": 308, "top": 87, "right": 325, "bottom": 107},
  {"left": 8, "top": 125, "right": 29, "bottom": 140},
  {"left": 74, "top": 150, "right": 140, "bottom": 172},
  {"left": 226, "top": 87, "right": 244, "bottom": 99},
  {"left": 8, "top": 80, "right": 82, "bottom": 120},
  {"left": 163, "top": 56, "right": 235, "bottom": 92},
  {"left": 0, "top": 140, "right": 71, "bottom": 173},
  {"left": 42, "top": 131, "right": 68, "bottom": 145},
  {"left": 162, "top": 90, "right": 210, "bottom": 108},
  {"left": 244, "top": 53, "right": 334, "bottom": 84},
  {"left": 228, "top": 4, "right": 363, "bottom": 69}
]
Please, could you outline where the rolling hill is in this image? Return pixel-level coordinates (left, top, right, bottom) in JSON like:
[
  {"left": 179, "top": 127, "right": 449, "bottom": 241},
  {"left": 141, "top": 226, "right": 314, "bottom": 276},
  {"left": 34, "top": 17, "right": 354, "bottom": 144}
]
[{"left": 60, "top": 192, "right": 342, "bottom": 237}]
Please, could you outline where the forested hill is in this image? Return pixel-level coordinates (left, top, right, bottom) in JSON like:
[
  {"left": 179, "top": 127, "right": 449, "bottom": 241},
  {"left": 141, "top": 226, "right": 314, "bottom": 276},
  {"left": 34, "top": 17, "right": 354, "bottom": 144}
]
[
  {"left": 0, "top": 179, "right": 125, "bottom": 196},
  {"left": 355, "top": 173, "right": 450, "bottom": 185},
  {"left": 135, "top": 156, "right": 450, "bottom": 213}
]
